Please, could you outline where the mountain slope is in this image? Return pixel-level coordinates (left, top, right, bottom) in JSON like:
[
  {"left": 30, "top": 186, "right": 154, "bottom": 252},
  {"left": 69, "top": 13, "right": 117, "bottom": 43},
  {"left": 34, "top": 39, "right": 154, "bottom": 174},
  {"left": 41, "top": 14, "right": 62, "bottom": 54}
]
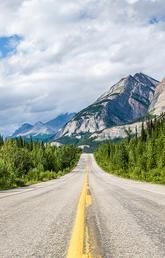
[
  {"left": 12, "top": 123, "right": 33, "bottom": 137},
  {"left": 149, "top": 77, "right": 165, "bottom": 115},
  {"left": 19, "top": 121, "right": 55, "bottom": 136},
  {"left": 90, "top": 121, "right": 143, "bottom": 141},
  {"left": 55, "top": 73, "right": 159, "bottom": 140},
  {"left": 45, "top": 113, "right": 76, "bottom": 132},
  {"left": 11, "top": 113, "right": 76, "bottom": 138}
]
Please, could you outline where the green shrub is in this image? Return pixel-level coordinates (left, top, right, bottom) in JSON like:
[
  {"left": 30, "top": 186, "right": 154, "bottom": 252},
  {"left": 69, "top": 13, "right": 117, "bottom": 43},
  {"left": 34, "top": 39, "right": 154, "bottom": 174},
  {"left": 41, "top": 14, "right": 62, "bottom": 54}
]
[{"left": 15, "top": 178, "right": 26, "bottom": 187}]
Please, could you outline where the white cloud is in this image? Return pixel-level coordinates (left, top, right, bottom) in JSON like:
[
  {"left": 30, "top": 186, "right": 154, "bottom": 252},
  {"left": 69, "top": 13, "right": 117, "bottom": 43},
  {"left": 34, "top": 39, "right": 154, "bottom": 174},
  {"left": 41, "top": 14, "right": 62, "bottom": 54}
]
[
  {"left": 127, "top": 0, "right": 139, "bottom": 4},
  {"left": 0, "top": 0, "right": 165, "bottom": 135}
]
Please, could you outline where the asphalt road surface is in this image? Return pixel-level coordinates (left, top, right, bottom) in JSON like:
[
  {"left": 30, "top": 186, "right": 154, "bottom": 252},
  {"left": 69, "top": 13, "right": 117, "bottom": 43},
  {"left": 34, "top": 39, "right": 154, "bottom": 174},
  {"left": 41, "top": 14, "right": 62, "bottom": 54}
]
[{"left": 0, "top": 154, "right": 165, "bottom": 257}]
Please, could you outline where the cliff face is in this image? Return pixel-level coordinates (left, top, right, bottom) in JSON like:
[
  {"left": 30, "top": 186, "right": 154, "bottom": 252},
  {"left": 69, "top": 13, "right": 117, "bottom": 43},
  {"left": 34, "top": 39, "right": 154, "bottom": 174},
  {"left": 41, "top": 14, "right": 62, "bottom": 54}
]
[
  {"left": 55, "top": 73, "right": 159, "bottom": 139},
  {"left": 90, "top": 121, "right": 143, "bottom": 141},
  {"left": 149, "top": 77, "right": 165, "bottom": 115}
]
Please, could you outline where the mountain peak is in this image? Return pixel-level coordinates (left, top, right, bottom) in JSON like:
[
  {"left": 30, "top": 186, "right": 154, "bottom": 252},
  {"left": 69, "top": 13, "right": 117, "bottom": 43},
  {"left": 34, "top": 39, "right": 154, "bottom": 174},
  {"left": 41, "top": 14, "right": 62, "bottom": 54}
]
[
  {"left": 98, "top": 74, "right": 136, "bottom": 101},
  {"left": 99, "top": 72, "right": 157, "bottom": 102},
  {"left": 11, "top": 113, "right": 76, "bottom": 138},
  {"left": 127, "top": 74, "right": 134, "bottom": 79},
  {"left": 21, "top": 123, "right": 33, "bottom": 128},
  {"left": 11, "top": 123, "right": 33, "bottom": 137},
  {"left": 134, "top": 72, "right": 159, "bottom": 86},
  {"left": 34, "top": 121, "right": 44, "bottom": 127},
  {"left": 134, "top": 72, "right": 144, "bottom": 76},
  {"left": 54, "top": 73, "right": 159, "bottom": 140}
]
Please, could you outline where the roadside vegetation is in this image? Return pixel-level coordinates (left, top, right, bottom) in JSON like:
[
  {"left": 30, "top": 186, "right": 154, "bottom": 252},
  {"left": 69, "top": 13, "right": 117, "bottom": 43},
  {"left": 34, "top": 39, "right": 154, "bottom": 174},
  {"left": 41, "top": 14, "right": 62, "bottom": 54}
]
[
  {"left": 0, "top": 136, "right": 81, "bottom": 190},
  {"left": 94, "top": 113, "right": 165, "bottom": 184}
]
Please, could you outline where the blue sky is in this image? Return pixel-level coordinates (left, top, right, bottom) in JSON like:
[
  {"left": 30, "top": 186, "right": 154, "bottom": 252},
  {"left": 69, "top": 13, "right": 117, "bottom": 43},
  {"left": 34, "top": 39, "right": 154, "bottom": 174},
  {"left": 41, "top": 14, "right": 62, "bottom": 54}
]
[
  {"left": 0, "top": 0, "right": 165, "bottom": 136},
  {"left": 149, "top": 17, "right": 159, "bottom": 24},
  {"left": 0, "top": 35, "right": 21, "bottom": 58}
]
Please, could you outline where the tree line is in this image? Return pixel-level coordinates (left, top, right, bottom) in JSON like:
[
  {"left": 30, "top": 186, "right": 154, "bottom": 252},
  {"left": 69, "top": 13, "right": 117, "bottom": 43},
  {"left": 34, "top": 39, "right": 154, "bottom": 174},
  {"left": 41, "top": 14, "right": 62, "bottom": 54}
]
[
  {"left": 94, "top": 113, "right": 165, "bottom": 184},
  {"left": 0, "top": 136, "right": 81, "bottom": 190}
]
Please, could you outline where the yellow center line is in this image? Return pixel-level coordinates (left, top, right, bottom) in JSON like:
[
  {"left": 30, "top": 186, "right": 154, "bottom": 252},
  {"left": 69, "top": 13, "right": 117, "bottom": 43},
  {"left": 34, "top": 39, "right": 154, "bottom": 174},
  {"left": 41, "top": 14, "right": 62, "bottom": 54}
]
[
  {"left": 86, "top": 192, "right": 92, "bottom": 207},
  {"left": 85, "top": 225, "right": 92, "bottom": 258},
  {"left": 66, "top": 155, "right": 88, "bottom": 258},
  {"left": 67, "top": 155, "right": 101, "bottom": 258}
]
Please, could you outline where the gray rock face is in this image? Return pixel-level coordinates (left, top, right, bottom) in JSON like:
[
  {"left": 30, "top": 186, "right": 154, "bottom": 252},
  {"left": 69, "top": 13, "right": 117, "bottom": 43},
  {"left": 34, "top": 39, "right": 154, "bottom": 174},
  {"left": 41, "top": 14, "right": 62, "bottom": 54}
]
[
  {"left": 55, "top": 73, "right": 159, "bottom": 140},
  {"left": 91, "top": 122, "right": 143, "bottom": 141},
  {"left": 149, "top": 77, "right": 165, "bottom": 115},
  {"left": 55, "top": 115, "right": 105, "bottom": 139}
]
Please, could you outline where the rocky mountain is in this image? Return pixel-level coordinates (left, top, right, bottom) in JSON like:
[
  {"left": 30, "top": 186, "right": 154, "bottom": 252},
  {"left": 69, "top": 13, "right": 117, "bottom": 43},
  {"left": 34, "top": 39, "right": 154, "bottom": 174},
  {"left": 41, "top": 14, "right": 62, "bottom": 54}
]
[
  {"left": 45, "top": 113, "right": 76, "bottom": 132},
  {"left": 12, "top": 123, "right": 33, "bottom": 137},
  {"left": 11, "top": 113, "right": 76, "bottom": 138},
  {"left": 90, "top": 121, "right": 143, "bottom": 141},
  {"left": 149, "top": 77, "right": 165, "bottom": 115},
  {"left": 91, "top": 76, "right": 165, "bottom": 142},
  {"left": 54, "top": 73, "right": 159, "bottom": 140},
  {"left": 92, "top": 75, "right": 165, "bottom": 142}
]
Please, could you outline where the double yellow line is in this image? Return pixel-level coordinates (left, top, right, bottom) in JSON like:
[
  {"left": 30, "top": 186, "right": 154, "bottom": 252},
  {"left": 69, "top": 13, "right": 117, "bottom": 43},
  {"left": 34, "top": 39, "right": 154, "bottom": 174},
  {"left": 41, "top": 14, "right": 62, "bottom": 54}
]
[{"left": 67, "top": 156, "right": 101, "bottom": 258}]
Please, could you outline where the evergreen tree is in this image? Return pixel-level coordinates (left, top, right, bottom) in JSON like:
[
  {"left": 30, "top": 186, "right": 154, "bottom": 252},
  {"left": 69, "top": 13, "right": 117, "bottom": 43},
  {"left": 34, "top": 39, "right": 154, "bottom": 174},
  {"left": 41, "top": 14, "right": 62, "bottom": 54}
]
[
  {"left": 141, "top": 122, "right": 147, "bottom": 142},
  {"left": 0, "top": 135, "right": 81, "bottom": 190},
  {"left": 0, "top": 135, "right": 4, "bottom": 146},
  {"left": 94, "top": 112, "right": 165, "bottom": 184},
  {"left": 29, "top": 136, "right": 33, "bottom": 151},
  {"left": 124, "top": 127, "right": 132, "bottom": 143}
]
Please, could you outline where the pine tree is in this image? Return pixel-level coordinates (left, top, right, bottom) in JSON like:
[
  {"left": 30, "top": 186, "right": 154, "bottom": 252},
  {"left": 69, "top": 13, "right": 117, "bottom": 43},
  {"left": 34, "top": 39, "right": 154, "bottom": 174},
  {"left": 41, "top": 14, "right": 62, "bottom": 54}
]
[
  {"left": 141, "top": 122, "right": 147, "bottom": 142},
  {"left": 124, "top": 127, "right": 132, "bottom": 143},
  {"left": 29, "top": 136, "right": 33, "bottom": 151},
  {"left": 18, "top": 136, "right": 23, "bottom": 148},
  {"left": 135, "top": 126, "right": 138, "bottom": 144},
  {"left": 0, "top": 135, "right": 4, "bottom": 146}
]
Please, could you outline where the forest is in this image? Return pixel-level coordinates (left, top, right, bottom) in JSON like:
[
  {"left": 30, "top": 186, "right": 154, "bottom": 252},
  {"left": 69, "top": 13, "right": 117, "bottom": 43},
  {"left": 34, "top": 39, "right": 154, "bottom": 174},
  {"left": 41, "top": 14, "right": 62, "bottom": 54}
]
[
  {"left": 94, "top": 113, "right": 165, "bottom": 184},
  {"left": 0, "top": 136, "right": 81, "bottom": 190}
]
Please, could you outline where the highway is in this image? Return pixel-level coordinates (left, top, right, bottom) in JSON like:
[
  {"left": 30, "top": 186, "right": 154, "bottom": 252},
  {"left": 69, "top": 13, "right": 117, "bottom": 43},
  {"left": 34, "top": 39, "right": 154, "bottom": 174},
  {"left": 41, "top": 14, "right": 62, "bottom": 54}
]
[{"left": 0, "top": 154, "right": 165, "bottom": 257}]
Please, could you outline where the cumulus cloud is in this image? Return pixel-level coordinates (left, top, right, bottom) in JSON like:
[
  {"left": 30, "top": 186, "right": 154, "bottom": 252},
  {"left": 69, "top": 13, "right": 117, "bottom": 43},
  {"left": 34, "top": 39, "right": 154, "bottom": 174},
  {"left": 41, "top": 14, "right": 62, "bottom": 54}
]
[{"left": 0, "top": 0, "right": 165, "bottom": 135}]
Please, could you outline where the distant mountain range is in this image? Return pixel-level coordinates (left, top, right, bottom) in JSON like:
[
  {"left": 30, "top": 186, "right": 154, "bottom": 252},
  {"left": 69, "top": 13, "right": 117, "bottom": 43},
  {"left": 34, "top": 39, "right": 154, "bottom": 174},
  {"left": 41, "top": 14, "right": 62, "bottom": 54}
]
[
  {"left": 53, "top": 73, "right": 165, "bottom": 147},
  {"left": 12, "top": 73, "right": 165, "bottom": 149},
  {"left": 11, "top": 113, "right": 76, "bottom": 139}
]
